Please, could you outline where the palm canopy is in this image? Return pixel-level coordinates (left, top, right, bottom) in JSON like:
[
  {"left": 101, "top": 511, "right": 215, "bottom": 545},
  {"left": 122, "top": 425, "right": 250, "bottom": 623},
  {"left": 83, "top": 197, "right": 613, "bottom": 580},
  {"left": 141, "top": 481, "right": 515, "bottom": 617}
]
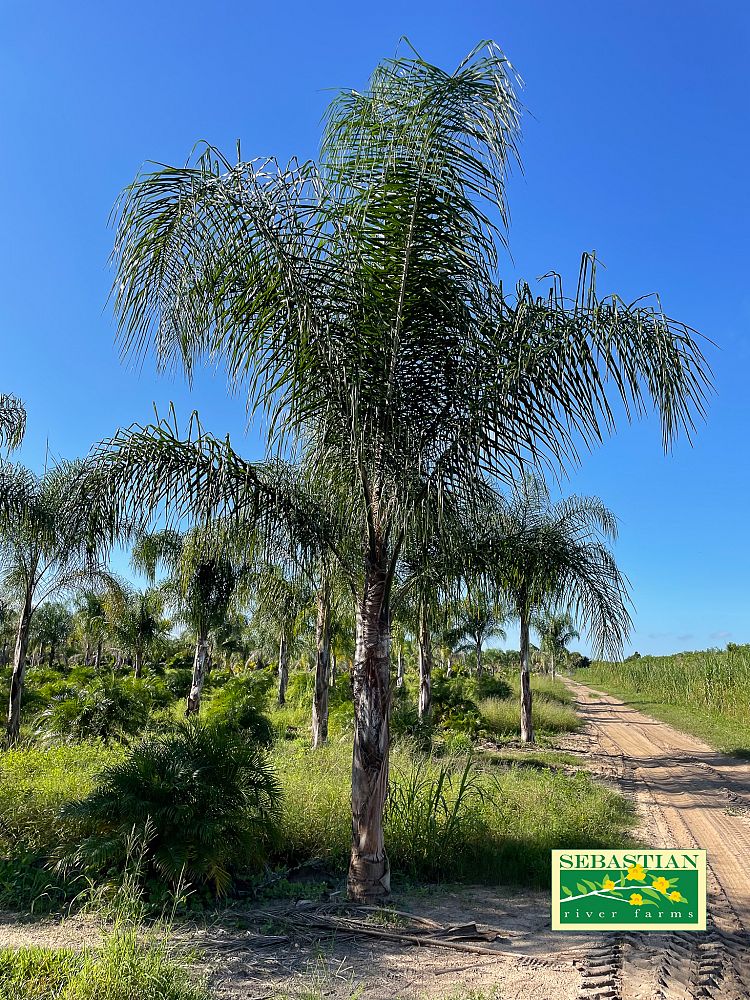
[
  {"left": 0, "top": 459, "right": 119, "bottom": 610},
  {"left": 485, "top": 475, "right": 630, "bottom": 660},
  {"left": 112, "top": 42, "right": 709, "bottom": 584},
  {"left": 0, "top": 396, "right": 26, "bottom": 452},
  {"left": 532, "top": 610, "right": 580, "bottom": 656}
]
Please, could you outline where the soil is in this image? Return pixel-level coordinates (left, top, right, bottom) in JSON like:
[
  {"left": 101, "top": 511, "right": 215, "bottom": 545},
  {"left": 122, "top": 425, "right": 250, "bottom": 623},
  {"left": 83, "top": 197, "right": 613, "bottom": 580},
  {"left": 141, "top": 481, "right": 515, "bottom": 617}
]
[{"left": 2, "top": 680, "right": 750, "bottom": 999}]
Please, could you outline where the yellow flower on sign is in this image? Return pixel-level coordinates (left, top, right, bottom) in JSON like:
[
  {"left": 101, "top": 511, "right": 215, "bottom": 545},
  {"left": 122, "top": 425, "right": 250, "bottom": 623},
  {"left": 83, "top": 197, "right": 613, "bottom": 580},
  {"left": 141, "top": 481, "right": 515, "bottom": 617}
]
[
  {"left": 626, "top": 863, "right": 646, "bottom": 881},
  {"left": 669, "top": 891, "right": 681, "bottom": 902},
  {"left": 629, "top": 893, "right": 643, "bottom": 906},
  {"left": 652, "top": 876, "right": 670, "bottom": 893},
  {"left": 602, "top": 877, "right": 617, "bottom": 891}
]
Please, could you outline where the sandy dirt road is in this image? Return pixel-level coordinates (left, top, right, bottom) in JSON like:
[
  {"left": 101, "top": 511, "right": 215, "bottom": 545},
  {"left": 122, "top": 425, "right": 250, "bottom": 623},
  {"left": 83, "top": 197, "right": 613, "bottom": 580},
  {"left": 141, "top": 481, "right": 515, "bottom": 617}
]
[{"left": 566, "top": 679, "right": 750, "bottom": 1000}]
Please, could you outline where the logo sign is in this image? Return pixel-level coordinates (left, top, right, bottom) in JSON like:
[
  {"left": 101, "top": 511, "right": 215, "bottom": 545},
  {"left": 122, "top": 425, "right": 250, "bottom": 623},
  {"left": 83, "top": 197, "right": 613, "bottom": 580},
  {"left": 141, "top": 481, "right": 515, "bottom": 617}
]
[{"left": 551, "top": 849, "right": 706, "bottom": 931}]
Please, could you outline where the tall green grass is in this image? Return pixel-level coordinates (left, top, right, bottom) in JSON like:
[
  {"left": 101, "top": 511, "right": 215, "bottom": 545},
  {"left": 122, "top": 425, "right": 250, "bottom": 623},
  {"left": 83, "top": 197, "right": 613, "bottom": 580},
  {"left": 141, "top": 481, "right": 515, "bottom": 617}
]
[
  {"left": 583, "top": 645, "right": 750, "bottom": 753},
  {"left": 274, "top": 741, "right": 633, "bottom": 886}
]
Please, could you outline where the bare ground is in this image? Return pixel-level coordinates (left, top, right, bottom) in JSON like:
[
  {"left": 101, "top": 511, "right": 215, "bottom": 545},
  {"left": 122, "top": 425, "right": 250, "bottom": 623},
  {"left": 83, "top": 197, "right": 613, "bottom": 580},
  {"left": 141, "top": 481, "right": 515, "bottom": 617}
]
[{"left": 3, "top": 681, "right": 750, "bottom": 999}]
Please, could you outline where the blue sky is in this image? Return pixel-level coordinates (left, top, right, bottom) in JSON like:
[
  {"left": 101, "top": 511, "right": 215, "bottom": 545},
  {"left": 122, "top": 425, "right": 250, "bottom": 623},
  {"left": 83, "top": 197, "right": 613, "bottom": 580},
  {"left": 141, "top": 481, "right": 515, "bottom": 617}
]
[{"left": 1, "top": 1, "right": 748, "bottom": 656}]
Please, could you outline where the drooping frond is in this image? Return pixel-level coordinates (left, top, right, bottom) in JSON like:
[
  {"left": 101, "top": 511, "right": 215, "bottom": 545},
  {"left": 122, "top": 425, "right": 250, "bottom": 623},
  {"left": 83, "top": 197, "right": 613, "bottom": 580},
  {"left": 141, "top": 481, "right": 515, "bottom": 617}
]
[{"left": 0, "top": 395, "right": 26, "bottom": 452}]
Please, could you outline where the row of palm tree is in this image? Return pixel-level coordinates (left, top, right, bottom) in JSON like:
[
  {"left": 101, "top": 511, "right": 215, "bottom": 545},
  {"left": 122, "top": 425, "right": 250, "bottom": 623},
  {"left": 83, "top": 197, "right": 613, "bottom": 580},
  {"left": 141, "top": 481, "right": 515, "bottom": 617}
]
[{"left": 0, "top": 41, "right": 711, "bottom": 901}]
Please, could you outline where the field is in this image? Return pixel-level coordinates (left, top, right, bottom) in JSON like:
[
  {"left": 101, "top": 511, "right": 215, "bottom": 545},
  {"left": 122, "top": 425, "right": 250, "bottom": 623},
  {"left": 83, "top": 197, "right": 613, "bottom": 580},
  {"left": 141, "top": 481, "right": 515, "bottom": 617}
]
[{"left": 581, "top": 644, "right": 750, "bottom": 755}]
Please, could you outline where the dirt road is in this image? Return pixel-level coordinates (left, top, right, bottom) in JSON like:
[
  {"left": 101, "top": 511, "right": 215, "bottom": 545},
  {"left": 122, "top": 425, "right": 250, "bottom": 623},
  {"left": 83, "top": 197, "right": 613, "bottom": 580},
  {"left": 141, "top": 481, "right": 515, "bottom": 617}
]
[{"left": 567, "top": 679, "right": 750, "bottom": 1000}]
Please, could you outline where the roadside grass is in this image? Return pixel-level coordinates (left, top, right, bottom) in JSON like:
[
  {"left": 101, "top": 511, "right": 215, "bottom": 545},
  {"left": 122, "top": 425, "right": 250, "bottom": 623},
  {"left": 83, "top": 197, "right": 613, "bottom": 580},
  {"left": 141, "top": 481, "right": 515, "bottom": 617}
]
[
  {"left": 0, "top": 928, "right": 208, "bottom": 1000},
  {"left": 582, "top": 652, "right": 750, "bottom": 757},
  {"left": 274, "top": 741, "right": 634, "bottom": 887},
  {"left": 478, "top": 694, "right": 580, "bottom": 738}
]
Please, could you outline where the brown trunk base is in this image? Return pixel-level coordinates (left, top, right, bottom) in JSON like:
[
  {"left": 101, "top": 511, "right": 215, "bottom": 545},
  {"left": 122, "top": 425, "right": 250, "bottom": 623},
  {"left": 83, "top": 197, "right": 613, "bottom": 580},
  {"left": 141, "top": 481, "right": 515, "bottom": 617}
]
[{"left": 347, "top": 852, "right": 391, "bottom": 901}]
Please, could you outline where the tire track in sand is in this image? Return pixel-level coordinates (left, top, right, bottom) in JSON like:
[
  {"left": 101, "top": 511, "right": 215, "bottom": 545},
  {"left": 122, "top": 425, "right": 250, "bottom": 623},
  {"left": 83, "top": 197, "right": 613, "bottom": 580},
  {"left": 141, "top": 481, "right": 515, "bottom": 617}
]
[{"left": 566, "top": 680, "right": 750, "bottom": 1000}]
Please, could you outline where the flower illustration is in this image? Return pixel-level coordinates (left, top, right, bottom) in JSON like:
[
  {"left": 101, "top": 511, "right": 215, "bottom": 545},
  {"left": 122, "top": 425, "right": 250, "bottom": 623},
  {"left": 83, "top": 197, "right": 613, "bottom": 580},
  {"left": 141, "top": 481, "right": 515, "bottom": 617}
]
[
  {"left": 629, "top": 893, "right": 643, "bottom": 906},
  {"left": 626, "top": 863, "right": 646, "bottom": 881},
  {"left": 602, "top": 877, "right": 617, "bottom": 891},
  {"left": 669, "top": 891, "right": 682, "bottom": 902},
  {"left": 652, "top": 876, "right": 670, "bottom": 893}
]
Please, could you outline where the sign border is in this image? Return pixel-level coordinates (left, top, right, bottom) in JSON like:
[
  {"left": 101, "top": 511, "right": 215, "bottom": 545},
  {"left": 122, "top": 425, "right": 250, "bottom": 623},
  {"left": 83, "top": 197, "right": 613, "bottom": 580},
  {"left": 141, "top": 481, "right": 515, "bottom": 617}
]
[{"left": 551, "top": 848, "right": 707, "bottom": 931}]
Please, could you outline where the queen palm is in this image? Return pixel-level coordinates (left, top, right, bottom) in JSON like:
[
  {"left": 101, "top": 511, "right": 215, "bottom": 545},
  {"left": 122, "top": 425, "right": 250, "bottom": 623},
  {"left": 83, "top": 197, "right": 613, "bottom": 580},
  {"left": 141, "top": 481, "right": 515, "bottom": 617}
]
[
  {"left": 488, "top": 476, "right": 629, "bottom": 743},
  {"left": 109, "top": 43, "right": 709, "bottom": 899},
  {"left": 533, "top": 610, "right": 580, "bottom": 680},
  {"left": 0, "top": 396, "right": 26, "bottom": 453},
  {"left": 31, "top": 601, "right": 73, "bottom": 668},
  {"left": 104, "top": 586, "right": 168, "bottom": 678},
  {"left": 73, "top": 589, "right": 108, "bottom": 667},
  {"left": 452, "top": 588, "right": 510, "bottom": 678},
  {"left": 132, "top": 528, "right": 250, "bottom": 714},
  {"left": 0, "top": 459, "right": 117, "bottom": 744}
]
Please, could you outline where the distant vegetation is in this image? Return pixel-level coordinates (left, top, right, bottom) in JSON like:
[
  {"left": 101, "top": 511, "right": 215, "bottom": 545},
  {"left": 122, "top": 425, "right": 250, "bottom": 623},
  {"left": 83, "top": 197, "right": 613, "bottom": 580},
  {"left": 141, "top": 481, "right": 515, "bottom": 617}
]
[{"left": 582, "top": 644, "right": 750, "bottom": 754}]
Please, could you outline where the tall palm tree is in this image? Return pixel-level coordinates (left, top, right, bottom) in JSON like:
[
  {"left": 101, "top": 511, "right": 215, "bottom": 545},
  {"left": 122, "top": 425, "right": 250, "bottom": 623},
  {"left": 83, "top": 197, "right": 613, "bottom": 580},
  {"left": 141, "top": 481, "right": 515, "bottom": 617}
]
[
  {"left": 0, "top": 396, "right": 26, "bottom": 453},
  {"left": 489, "top": 476, "right": 629, "bottom": 743},
  {"left": 108, "top": 43, "right": 709, "bottom": 899},
  {"left": 452, "top": 588, "right": 510, "bottom": 678},
  {"left": 104, "top": 586, "right": 168, "bottom": 678},
  {"left": 72, "top": 588, "right": 108, "bottom": 667},
  {"left": 533, "top": 610, "right": 580, "bottom": 680},
  {"left": 132, "top": 527, "right": 249, "bottom": 713},
  {"left": 250, "top": 566, "right": 314, "bottom": 707},
  {"left": 0, "top": 459, "right": 117, "bottom": 744},
  {"left": 31, "top": 601, "right": 73, "bottom": 668}
]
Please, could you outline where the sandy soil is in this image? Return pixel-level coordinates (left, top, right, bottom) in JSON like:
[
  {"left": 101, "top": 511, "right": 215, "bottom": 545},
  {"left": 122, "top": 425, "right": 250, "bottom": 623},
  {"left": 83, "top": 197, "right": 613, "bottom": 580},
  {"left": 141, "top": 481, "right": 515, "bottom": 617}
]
[{"left": 3, "top": 682, "right": 750, "bottom": 999}]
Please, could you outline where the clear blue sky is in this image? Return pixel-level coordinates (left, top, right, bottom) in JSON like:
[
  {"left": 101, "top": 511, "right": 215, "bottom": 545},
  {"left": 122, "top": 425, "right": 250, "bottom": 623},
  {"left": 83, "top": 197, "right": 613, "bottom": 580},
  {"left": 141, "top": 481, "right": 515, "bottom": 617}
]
[{"left": 1, "top": 1, "right": 748, "bottom": 657}]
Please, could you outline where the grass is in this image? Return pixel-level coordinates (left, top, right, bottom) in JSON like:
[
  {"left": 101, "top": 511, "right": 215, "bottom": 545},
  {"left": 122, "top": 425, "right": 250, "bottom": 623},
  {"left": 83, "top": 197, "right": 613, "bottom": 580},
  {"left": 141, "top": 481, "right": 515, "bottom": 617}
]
[
  {"left": 274, "top": 740, "right": 634, "bottom": 887},
  {"left": 582, "top": 648, "right": 750, "bottom": 756},
  {"left": 0, "top": 927, "right": 208, "bottom": 1000}
]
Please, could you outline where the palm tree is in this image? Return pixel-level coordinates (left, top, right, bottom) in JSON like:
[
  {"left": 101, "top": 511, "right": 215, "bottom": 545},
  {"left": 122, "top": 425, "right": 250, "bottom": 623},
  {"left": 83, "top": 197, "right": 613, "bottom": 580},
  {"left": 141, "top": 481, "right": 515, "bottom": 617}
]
[
  {"left": 489, "top": 476, "right": 629, "bottom": 743},
  {"left": 533, "top": 610, "right": 580, "bottom": 680},
  {"left": 108, "top": 43, "right": 709, "bottom": 899},
  {"left": 72, "top": 589, "right": 108, "bottom": 667},
  {"left": 105, "top": 586, "right": 168, "bottom": 678},
  {"left": 132, "top": 528, "right": 250, "bottom": 714},
  {"left": 0, "top": 396, "right": 26, "bottom": 453},
  {"left": 0, "top": 459, "right": 117, "bottom": 744},
  {"left": 250, "top": 566, "right": 314, "bottom": 707},
  {"left": 452, "top": 588, "right": 509, "bottom": 678},
  {"left": 31, "top": 601, "right": 73, "bottom": 668}
]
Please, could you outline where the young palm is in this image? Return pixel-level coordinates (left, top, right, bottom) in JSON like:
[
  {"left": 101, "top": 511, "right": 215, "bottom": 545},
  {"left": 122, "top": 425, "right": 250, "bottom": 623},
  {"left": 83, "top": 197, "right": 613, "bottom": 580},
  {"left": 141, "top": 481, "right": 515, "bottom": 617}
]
[
  {"left": 532, "top": 610, "right": 580, "bottom": 680},
  {"left": 0, "top": 459, "right": 117, "bottom": 744},
  {"left": 452, "top": 588, "right": 510, "bottom": 678},
  {"left": 109, "top": 43, "right": 709, "bottom": 899},
  {"left": 104, "top": 586, "right": 169, "bottom": 678},
  {"left": 488, "top": 476, "right": 629, "bottom": 743},
  {"left": 31, "top": 601, "right": 73, "bottom": 668},
  {"left": 132, "top": 527, "right": 250, "bottom": 713},
  {"left": 72, "top": 589, "right": 108, "bottom": 667}
]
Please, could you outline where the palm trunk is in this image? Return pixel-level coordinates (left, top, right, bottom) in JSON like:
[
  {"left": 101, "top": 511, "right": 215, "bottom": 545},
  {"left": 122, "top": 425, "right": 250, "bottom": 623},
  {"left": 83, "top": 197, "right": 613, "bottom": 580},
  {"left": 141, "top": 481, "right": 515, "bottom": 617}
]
[
  {"left": 312, "top": 580, "right": 331, "bottom": 748},
  {"left": 186, "top": 634, "right": 209, "bottom": 715},
  {"left": 348, "top": 559, "right": 391, "bottom": 902},
  {"left": 519, "top": 607, "right": 534, "bottom": 744},
  {"left": 95, "top": 639, "right": 102, "bottom": 670},
  {"left": 396, "top": 646, "right": 404, "bottom": 689},
  {"left": 6, "top": 591, "right": 33, "bottom": 746},
  {"left": 417, "top": 603, "right": 432, "bottom": 720},
  {"left": 133, "top": 649, "right": 143, "bottom": 679},
  {"left": 330, "top": 651, "right": 337, "bottom": 687},
  {"left": 446, "top": 654, "right": 452, "bottom": 676},
  {"left": 277, "top": 634, "right": 289, "bottom": 706},
  {"left": 476, "top": 638, "right": 483, "bottom": 678},
  {"left": 551, "top": 649, "right": 556, "bottom": 681},
  {"left": 48, "top": 643, "right": 56, "bottom": 669}
]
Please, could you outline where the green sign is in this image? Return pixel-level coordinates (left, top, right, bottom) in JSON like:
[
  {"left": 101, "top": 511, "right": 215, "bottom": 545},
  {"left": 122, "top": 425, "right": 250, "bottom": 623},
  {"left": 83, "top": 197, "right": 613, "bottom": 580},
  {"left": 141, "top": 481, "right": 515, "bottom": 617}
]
[{"left": 551, "top": 849, "right": 706, "bottom": 931}]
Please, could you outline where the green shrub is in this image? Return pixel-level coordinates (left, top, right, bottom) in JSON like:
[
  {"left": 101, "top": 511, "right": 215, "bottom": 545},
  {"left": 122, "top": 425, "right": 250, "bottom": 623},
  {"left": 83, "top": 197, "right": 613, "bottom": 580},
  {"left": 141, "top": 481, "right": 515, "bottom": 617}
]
[
  {"left": 162, "top": 666, "right": 193, "bottom": 698},
  {"left": 473, "top": 674, "right": 512, "bottom": 700},
  {"left": 36, "top": 679, "right": 152, "bottom": 743},
  {"left": 61, "top": 721, "right": 281, "bottom": 895}
]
